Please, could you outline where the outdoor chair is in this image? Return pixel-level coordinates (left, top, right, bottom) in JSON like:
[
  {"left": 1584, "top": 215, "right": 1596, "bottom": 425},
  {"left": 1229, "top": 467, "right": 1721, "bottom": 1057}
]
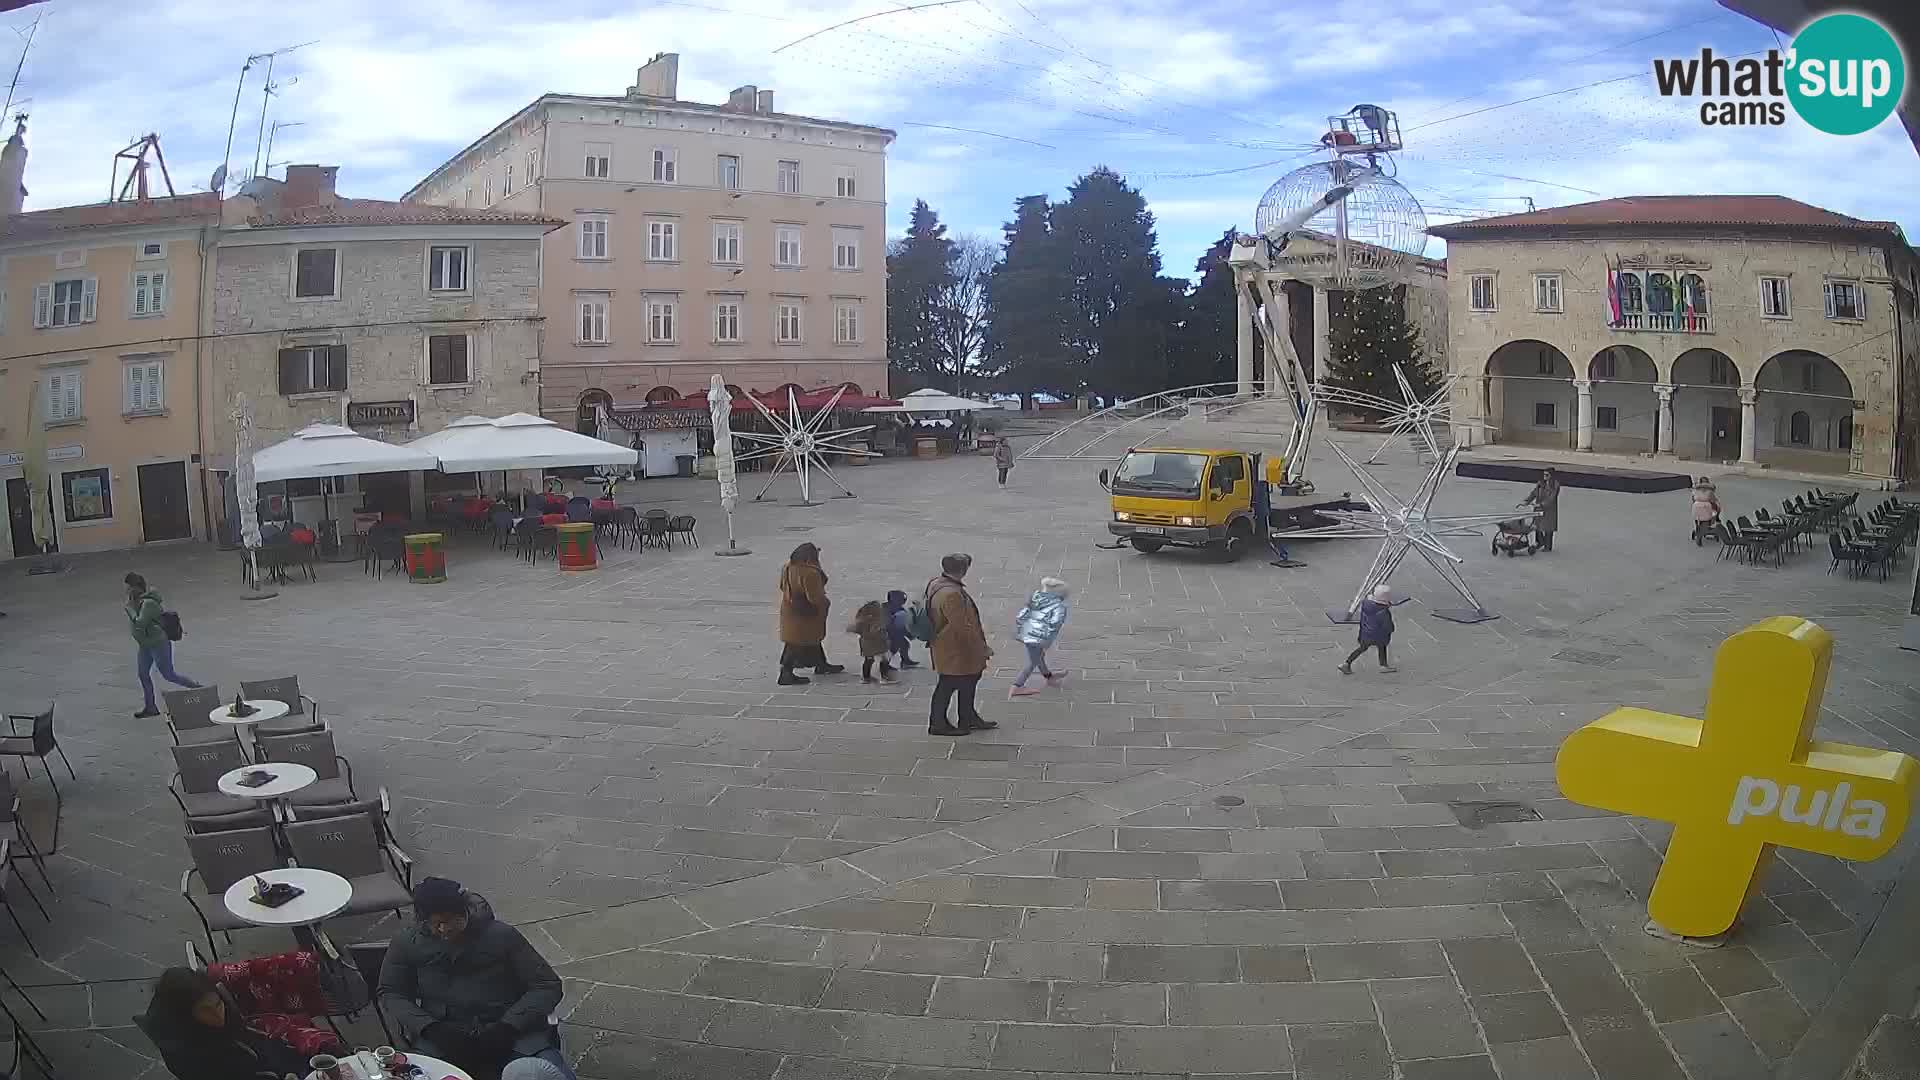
[
  {"left": 566, "top": 496, "right": 592, "bottom": 523},
  {"left": 363, "top": 527, "right": 406, "bottom": 578},
  {"left": 0, "top": 1002, "right": 53, "bottom": 1078},
  {"left": 613, "top": 506, "right": 640, "bottom": 550},
  {"left": 254, "top": 730, "right": 362, "bottom": 807},
  {"left": 170, "top": 742, "right": 272, "bottom": 833},
  {"left": 669, "top": 514, "right": 698, "bottom": 548},
  {"left": 239, "top": 677, "right": 325, "bottom": 739},
  {"left": 1715, "top": 521, "right": 1757, "bottom": 564},
  {"left": 282, "top": 812, "right": 415, "bottom": 918},
  {"left": 162, "top": 686, "right": 232, "bottom": 747},
  {"left": 0, "top": 839, "right": 47, "bottom": 957},
  {"left": 0, "top": 772, "right": 51, "bottom": 895},
  {"left": 287, "top": 788, "right": 396, "bottom": 844},
  {"left": 0, "top": 707, "right": 74, "bottom": 850},
  {"left": 181, "top": 824, "right": 283, "bottom": 955},
  {"left": 642, "top": 508, "right": 672, "bottom": 549}
]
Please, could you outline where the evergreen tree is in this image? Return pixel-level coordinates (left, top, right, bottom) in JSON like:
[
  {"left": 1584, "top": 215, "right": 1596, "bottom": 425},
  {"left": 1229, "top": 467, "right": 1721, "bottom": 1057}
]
[
  {"left": 1322, "top": 284, "right": 1439, "bottom": 413},
  {"left": 983, "top": 195, "right": 1074, "bottom": 401},
  {"left": 1170, "top": 229, "right": 1239, "bottom": 389},
  {"left": 885, "top": 200, "right": 956, "bottom": 383},
  {"left": 1052, "top": 167, "right": 1165, "bottom": 399}
]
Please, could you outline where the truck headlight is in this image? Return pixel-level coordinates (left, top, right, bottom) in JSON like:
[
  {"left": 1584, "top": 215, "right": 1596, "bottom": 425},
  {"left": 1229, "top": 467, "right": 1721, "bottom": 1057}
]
[
  {"left": 1114, "top": 511, "right": 1133, "bottom": 522},
  {"left": 1176, "top": 516, "right": 1205, "bottom": 527}
]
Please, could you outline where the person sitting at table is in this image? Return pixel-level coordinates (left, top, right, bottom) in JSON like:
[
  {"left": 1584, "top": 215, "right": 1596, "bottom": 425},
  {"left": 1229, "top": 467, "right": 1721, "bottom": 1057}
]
[
  {"left": 378, "top": 877, "right": 574, "bottom": 1080},
  {"left": 144, "top": 966, "right": 334, "bottom": 1080}
]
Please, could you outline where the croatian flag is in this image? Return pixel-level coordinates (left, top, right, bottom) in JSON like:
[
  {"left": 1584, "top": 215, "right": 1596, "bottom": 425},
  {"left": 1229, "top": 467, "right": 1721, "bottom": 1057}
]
[{"left": 1605, "top": 257, "right": 1621, "bottom": 327}]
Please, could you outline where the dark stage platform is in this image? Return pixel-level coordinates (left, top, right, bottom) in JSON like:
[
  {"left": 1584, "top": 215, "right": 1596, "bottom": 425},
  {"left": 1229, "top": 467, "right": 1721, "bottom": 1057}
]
[{"left": 1454, "top": 457, "right": 1694, "bottom": 494}]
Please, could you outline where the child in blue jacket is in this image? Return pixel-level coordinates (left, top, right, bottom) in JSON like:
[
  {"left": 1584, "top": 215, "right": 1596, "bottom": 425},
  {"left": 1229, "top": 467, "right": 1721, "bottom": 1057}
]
[
  {"left": 1340, "top": 585, "right": 1400, "bottom": 674},
  {"left": 884, "top": 590, "right": 919, "bottom": 669}
]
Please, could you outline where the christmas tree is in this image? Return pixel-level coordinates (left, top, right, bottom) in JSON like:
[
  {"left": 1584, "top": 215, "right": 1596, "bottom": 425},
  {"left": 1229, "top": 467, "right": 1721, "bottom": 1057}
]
[{"left": 1322, "top": 285, "right": 1440, "bottom": 415}]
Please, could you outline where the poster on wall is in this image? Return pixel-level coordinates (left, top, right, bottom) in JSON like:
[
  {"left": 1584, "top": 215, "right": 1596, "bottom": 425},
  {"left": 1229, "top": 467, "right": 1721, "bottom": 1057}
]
[{"left": 67, "top": 473, "right": 106, "bottom": 519}]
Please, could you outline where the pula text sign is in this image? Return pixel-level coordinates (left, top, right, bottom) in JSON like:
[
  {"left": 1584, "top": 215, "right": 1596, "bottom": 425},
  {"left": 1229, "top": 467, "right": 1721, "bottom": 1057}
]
[{"left": 1555, "top": 616, "right": 1915, "bottom": 938}]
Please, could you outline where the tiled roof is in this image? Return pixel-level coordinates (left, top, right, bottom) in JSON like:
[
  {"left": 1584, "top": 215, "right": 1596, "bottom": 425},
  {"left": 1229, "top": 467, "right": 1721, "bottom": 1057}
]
[
  {"left": 0, "top": 192, "right": 220, "bottom": 242},
  {"left": 248, "top": 197, "right": 563, "bottom": 230},
  {"left": 1427, "top": 195, "right": 1902, "bottom": 238}
]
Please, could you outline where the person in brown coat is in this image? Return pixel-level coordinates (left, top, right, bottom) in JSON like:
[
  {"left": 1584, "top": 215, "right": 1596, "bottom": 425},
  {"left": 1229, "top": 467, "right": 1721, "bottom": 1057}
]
[
  {"left": 778, "top": 543, "right": 844, "bottom": 685},
  {"left": 925, "top": 553, "right": 997, "bottom": 736}
]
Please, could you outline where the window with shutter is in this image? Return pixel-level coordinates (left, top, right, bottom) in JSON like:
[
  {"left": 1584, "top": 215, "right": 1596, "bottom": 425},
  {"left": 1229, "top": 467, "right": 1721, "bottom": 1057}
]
[
  {"left": 294, "top": 249, "right": 338, "bottom": 299},
  {"left": 125, "top": 360, "right": 165, "bottom": 413},
  {"left": 277, "top": 345, "right": 348, "bottom": 394},
  {"left": 45, "top": 371, "right": 82, "bottom": 422},
  {"left": 32, "top": 282, "right": 50, "bottom": 327},
  {"left": 427, "top": 335, "right": 470, "bottom": 385},
  {"left": 132, "top": 270, "right": 167, "bottom": 316}
]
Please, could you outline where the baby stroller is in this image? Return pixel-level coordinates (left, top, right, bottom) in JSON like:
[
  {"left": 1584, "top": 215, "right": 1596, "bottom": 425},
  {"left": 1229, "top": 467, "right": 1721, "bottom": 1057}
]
[{"left": 1491, "top": 518, "right": 1539, "bottom": 557}]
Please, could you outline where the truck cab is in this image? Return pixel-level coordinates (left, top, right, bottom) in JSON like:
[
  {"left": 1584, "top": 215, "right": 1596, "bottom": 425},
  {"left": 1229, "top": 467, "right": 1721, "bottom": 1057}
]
[{"left": 1103, "top": 447, "right": 1259, "bottom": 559}]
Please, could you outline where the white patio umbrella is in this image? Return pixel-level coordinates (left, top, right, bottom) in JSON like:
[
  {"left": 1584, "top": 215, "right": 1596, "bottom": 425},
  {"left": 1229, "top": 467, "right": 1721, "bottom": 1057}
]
[
  {"left": 253, "top": 423, "right": 440, "bottom": 483},
  {"left": 407, "top": 412, "right": 638, "bottom": 473},
  {"left": 862, "top": 388, "right": 1000, "bottom": 413}
]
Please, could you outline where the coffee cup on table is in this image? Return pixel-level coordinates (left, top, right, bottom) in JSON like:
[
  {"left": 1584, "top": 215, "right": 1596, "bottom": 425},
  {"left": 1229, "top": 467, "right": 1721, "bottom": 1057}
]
[{"left": 309, "top": 1054, "right": 345, "bottom": 1080}]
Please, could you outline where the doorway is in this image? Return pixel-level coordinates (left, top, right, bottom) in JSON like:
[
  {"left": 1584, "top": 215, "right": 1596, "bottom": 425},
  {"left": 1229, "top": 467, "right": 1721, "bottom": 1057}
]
[
  {"left": 137, "top": 461, "right": 193, "bottom": 542},
  {"left": 6, "top": 478, "right": 35, "bottom": 557},
  {"left": 1709, "top": 406, "right": 1741, "bottom": 461}
]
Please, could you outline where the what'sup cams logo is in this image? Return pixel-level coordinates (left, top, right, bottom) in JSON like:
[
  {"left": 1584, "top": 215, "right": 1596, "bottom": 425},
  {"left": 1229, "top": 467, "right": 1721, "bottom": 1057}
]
[{"left": 1653, "top": 12, "right": 1906, "bottom": 134}]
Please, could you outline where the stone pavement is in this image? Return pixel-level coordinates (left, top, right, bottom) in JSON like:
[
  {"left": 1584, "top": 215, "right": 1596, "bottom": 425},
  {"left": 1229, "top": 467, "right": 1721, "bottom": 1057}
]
[{"left": 0, "top": 432, "right": 1914, "bottom": 1078}]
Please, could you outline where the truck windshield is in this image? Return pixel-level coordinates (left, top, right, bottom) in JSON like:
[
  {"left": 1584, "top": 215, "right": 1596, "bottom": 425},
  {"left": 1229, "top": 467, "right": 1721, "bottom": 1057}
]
[{"left": 1112, "top": 452, "right": 1206, "bottom": 497}]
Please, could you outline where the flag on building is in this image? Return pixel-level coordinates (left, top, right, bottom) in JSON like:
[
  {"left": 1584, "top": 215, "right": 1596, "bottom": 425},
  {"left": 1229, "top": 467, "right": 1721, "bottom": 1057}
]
[{"left": 1605, "top": 256, "right": 1621, "bottom": 327}]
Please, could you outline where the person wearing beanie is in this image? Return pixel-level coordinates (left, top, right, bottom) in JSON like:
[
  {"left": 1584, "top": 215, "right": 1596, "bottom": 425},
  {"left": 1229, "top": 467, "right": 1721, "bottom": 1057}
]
[
  {"left": 1340, "top": 585, "right": 1403, "bottom": 675},
  {"left": 378, "top": 877, "right": 574, "bottom": 1080}
]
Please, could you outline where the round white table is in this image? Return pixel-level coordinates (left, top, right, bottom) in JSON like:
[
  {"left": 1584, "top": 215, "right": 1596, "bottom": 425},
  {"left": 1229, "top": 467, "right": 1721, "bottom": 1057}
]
[
  {"left": 216, "top": 761, "right": 316, "bottom": 800},
  {"left": 223, "top": 867, "right": 351, "bottom": 928},
  {"left": 209, "top": 698, "right": 291, "bottom": 728},
  {"left": 309, "top": 1053, "right": 473, "bottom": 1080}
]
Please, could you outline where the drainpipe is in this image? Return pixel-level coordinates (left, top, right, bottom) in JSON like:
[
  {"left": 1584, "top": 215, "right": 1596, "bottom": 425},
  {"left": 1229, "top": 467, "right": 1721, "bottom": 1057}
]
[
  {"left": 1891, "top": 283, "right": 1907, "bottom": 483},
  {"left": 192, "top": 218, "right": 216, "bottom": 541}
]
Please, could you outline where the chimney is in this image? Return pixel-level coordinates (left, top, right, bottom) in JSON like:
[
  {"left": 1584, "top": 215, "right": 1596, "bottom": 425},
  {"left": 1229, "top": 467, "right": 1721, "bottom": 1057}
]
[
  {"left": 755, "top": 89, "right": 775, "bottom": 114},
  {"left": 281, "top": 164, "right": 338, "bottom": 208},
  {"left": 628, "top": 52, "right": 680, "bottom": 99},
  {"left": 0, "top": 115, "right": 27, "bottom": 217},
  {"left": 726, "top": 85, "right": 758, "bottom": 112}
]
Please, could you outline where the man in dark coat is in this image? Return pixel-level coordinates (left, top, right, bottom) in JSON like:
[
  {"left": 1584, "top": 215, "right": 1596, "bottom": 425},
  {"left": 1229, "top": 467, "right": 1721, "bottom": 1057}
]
[{"left": 378, "top": 878, "right": 573, "bottom": 1080}]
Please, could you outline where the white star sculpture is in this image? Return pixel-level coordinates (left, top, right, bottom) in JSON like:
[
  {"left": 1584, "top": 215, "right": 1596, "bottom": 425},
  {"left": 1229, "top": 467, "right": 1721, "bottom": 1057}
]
[
  {"left": 734, "top": 385, "right": 878, "bottom": 505},
  {"left": 1313, "top": 365, "right": 1456, "bottom": 463},
  {"left": 1277, "top": 365, "right": 1528, "bottom": 624}
]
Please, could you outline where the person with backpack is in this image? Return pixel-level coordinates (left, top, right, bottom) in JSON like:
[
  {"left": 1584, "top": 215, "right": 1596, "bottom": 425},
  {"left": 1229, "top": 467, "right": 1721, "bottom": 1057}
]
[
  {"left": 918, "top": 553, "right": 996, "bottom": 736},
  {"left": 777, "top": 544, "right": 844, "bottom": 686},
  {"left": 126, "top": 571, "right": 200, "bottom": 719}
]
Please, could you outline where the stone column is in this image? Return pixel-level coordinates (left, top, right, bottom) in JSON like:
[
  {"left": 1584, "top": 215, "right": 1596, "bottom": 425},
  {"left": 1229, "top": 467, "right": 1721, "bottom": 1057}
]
[
  {"left": 1312, "top": 287, "right": 1331, "bottom": 382},
  {"left": 1574, "top": 378, "right": 1594, "bottom": 451},
  {"left": 1235, "top": 281, "right": 1255, "bottom": 395},
  {"left": 1654, "top": 384, "right": 1675, "bottom": 455},
  {"left": 1738, "top": 386, "right": 1758, "bottom": 464}
]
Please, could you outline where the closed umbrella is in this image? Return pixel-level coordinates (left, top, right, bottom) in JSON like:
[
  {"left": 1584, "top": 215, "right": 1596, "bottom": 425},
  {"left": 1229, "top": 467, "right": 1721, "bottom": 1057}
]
[
  {"left": 21, "top": 379, "right": 56, "bottom": 572},
  {"left": 233, "top": 394, "right": 274, "bottom": 599},
  {"left": 708, "top": 375, "right": 749, "bottom": 557}
]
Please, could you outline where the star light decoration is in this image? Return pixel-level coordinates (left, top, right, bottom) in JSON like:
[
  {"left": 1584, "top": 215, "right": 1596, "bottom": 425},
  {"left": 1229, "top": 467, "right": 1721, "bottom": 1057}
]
[
  {"left": 735, "top": 385, "right": 878, "bottom": 505},
  {"left": 1278, "top": 365, "right": 1531, "bottom": 625},
  {"left": 1314, "top": 363, "right": 1456, "bottom": 463}
]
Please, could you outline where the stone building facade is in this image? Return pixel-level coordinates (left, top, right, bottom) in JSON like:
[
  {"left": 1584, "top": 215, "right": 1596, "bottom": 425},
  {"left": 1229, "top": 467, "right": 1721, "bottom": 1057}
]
[
  {"left": 204, "top": 166, "right": 561, "bottom": 525},
  {"left": 402, "top": 53, "right": 895, "bottom": 433},
  {"left": 1430, "top": 196, "right": 1919, "bottom": 482}
]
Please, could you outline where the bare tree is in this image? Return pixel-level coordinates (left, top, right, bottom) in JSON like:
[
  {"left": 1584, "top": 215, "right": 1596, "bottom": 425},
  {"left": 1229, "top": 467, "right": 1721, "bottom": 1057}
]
[{"left": 933, "top": 232, "right": 997, "bottom": 393}]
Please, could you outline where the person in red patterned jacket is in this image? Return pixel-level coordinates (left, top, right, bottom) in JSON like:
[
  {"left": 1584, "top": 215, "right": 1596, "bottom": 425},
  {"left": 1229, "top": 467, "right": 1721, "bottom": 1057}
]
[{"left": 143, "top": 966, "right": 338, "bottom": 1080}]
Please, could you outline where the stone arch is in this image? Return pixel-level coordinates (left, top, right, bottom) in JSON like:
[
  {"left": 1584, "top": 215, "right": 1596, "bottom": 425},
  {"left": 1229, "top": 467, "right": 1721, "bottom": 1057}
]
[
  {"left": 644, "top": 385, "right": 680, "bottom": 404},
  {"left": 1484, "top": 340, "right": 1575, "bottom": 448},
  {"left": 1586, "top": 346, "right": 1659, "bottom": 453},
  {"left": 577, "top": 388, "right": 613, "bottom": 437},
  {"left": 1753, "top": 350, "right": 1855, "bottom": 473},
  {"left": 1669, "top": 348, "right": 1743, "bottom": 461}
]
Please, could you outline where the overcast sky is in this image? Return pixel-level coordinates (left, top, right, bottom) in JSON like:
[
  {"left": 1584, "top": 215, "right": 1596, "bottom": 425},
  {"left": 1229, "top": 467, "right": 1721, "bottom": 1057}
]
[{"left": 11, "top": 0, "right": 1918, "bottom": 274}]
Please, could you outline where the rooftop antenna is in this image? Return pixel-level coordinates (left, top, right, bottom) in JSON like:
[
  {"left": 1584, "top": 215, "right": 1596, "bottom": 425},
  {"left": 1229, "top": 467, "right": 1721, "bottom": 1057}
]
[
  {"left": 262, "top": 119, "right": 304, "bottom": 177},
  {"left": 247, "top": 41, "right": 314, "bottom": 182},
  {"left": 110, "top": 134, "right": 176, "bottom": 201},
  {"left": 1, "top": 13, "right": 38, "bottom": 125}
]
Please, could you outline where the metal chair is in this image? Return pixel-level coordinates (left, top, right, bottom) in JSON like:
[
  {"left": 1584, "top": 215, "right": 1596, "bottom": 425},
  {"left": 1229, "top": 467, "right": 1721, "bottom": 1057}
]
[
  {"left": 162, "top": 686, "right": 232, "bottom": 747},
  {"left": 169, "top": 742, "right": 273, "bottom": 833},
  {"left": 238, "top": 677, "right": 325, "bottom": 739},
  {"left": 255, "top": 730, "right": 360, "bottom": 807},
  {"left": 642, "top": 508, "right": 672, "bottom": 549},
  {"left": 0, "top": 707, "right": 73, "bottom": 853},
  {"left": 613, "top": 506, "right": 640, "bottom": 550},
  {"left": 669, "top": 514, "right": 699, "bottom": 548},
  {"left": 0, "top": 839, "right": 47, "bottom": 957},
  {"left": 287, "top": 788, "right": 396, "bottom": 842},
  {"left": 0, "top": 772, "right": 50, "bottom": 895},
  {"left": 181, "top": 824, "right": 282, "bottom": 956},
  {"left": 282, "top": 813, "right": 415, "bottom": 918},
  {"left": 0, "top": 993, "right": 55, "bottom": 1077}
]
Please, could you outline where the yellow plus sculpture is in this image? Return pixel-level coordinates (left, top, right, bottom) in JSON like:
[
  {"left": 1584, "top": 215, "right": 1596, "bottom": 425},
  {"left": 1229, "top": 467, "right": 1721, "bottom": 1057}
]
[{"left": 1556, "top": 616, "right": 1916, "bottom": 939}]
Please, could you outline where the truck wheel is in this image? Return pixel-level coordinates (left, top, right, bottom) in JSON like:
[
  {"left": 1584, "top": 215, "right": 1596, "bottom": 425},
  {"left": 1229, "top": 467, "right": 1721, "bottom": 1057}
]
[
  {"left": 1218, "top": 521, "right": 1252, "bottom": 562},
  {"left": 1130, "top": 537, "right": 1165, "bottom": 554}
]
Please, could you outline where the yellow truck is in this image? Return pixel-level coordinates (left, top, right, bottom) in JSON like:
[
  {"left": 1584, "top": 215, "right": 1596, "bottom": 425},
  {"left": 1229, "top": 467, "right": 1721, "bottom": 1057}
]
[{"left": 1100, "top": 446, "right": 1364, "bottom": 560}]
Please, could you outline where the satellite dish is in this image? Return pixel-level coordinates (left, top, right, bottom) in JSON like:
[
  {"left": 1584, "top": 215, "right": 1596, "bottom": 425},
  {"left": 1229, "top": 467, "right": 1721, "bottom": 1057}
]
[{"left": 210, "top": 164, "right": 227, "bottom": 192}]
